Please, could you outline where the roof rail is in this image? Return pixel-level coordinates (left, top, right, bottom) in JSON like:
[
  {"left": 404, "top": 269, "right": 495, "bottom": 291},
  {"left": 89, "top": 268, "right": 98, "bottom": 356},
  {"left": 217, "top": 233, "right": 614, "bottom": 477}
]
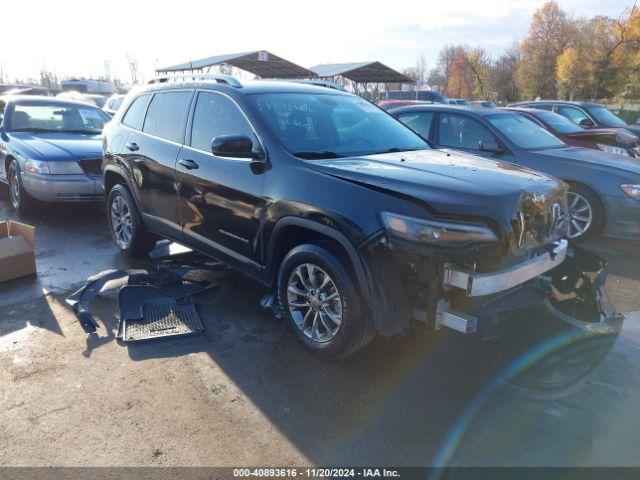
[
  {"left": 147, "top": 73, "right": 242, "bottom": 88},
  {"left": 263, "top": 78, "right": 346, "bottom": 91}
]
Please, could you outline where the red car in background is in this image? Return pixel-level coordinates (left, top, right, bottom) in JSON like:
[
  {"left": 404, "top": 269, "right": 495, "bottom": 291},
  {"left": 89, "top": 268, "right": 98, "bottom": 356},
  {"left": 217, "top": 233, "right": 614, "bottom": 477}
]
[{"left": 508, "top": 107, "right": 640, "bottom": 158}]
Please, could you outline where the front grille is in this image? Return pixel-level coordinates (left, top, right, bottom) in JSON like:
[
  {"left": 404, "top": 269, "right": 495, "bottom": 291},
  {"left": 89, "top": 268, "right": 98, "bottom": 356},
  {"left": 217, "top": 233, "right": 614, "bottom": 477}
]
[{"left": 79, "top": 158, "right": 102, "bottom": 176}]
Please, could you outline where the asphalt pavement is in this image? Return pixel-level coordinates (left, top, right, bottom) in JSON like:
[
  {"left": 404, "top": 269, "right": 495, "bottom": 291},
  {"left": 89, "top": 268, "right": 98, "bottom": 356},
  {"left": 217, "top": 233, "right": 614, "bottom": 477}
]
[{"left": 1, "top": 195, "right": 639, "bottom": 467}]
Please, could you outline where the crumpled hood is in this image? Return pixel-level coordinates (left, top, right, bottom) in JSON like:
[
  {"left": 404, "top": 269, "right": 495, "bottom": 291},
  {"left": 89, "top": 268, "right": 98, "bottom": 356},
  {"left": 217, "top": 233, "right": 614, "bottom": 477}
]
[
  {"left": 12, "top": 132, "right": 103, "bottom": 161},
  {"left": 533, "top": 146, "right": 640, "bottom": 175},
  {"left": 309, "top": 149, "right": 565, "bottom": 228}
]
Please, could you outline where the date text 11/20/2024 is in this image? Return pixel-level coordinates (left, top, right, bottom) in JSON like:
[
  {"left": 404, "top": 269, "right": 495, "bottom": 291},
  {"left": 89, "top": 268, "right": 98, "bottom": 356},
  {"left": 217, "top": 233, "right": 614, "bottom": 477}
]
[{"left": 233, "top": 468, "right": 401, "bottom": 477}]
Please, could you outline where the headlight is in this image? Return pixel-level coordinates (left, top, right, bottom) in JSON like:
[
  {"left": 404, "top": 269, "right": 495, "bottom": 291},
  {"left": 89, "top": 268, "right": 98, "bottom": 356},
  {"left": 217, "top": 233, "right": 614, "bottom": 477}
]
[
  {"left": 24, "top": 159, "right": 50, "bottom": 174},
  {"left": 48, "top": 161, "right": 84, "bottom": 174},
  {"left": 598, "top": 144, "right": 629, "bottom": 156},
  {"left": 381, "top": 212, "right": 498, "bottom": 245},
  {"left": 621, "top": 184, "right": 640, "bottom": 200}
]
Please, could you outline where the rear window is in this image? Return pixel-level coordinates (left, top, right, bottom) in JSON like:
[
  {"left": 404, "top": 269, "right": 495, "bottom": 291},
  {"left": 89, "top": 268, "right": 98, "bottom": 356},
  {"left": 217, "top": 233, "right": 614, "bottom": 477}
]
[
  {"left": 142, "top": 91, "right": 192, "bottom": 143},
  {"left": 121, "top": 94, "right": 150, "bottom": 129}
]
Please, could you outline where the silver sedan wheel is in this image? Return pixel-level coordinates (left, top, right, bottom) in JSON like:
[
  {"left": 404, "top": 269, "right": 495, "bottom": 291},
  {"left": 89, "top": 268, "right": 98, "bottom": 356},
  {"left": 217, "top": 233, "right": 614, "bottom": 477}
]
[
  {"left": 110, "top": 194, "right": 134, "bottom": 249},
  {"left": 567, "top": 191, "right": 593, "bottom": 239},
  {"left": 287, "top": 263, "right": 342, "bottom": 343},
  {"left": 9, "top": 166, "right": 20, "bottom": 209}
]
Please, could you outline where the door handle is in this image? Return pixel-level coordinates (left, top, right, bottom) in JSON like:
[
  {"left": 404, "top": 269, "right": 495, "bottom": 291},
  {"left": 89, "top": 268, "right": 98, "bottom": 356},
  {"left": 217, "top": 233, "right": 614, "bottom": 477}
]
[
  {"left": 179, "top": 158, "right": 199, "bottom": 170},
  {"left": 125, "top": 142, "right": 139, "bottom": 152}
]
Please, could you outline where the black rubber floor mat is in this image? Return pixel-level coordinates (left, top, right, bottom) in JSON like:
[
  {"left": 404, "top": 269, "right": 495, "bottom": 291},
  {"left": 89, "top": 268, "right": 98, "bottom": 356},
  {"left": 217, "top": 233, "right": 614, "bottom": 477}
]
[
  {"left": 119, "top": 285, "right": 168, "bottom": 321},
  {"left": 122, "top": 298, "right": 204, "bottom": 342}
]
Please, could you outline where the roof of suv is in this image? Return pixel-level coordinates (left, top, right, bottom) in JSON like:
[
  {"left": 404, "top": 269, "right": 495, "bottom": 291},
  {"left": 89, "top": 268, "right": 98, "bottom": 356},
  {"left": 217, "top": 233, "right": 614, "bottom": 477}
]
[
  {"left": 511, "top": 100, "right": 603, "bottom": 108},
  {"left": 139, "top": 79, "right": 351, "bottom": 96}
]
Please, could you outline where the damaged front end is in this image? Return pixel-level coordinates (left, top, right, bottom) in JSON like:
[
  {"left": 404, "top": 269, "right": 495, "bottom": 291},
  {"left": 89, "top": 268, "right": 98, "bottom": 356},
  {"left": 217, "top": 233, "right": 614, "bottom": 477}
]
[{"left": 361, "top": 222, "right": 622, "bottom": 348}]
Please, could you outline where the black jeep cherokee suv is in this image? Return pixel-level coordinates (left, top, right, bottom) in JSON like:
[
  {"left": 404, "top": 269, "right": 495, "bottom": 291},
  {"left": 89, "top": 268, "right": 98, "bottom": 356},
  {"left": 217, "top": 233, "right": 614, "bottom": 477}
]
[{"left": 102, "top": 76, "right": 621, "bottom": 358}]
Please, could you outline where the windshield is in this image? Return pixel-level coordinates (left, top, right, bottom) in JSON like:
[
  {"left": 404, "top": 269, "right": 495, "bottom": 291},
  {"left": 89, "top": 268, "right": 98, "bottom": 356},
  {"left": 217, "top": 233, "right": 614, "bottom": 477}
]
[
  {"left": 585, "top": 105, "right": 628, "bottom": 127},
  {"left": 528, "top": 110, "right": 582, "bottom": 134},
  {"left": 9, "top": 102, "right": 110, "bottom": 133},
  {"left": 488, "top": 114, "right": 566, "bottom": 149},
  {"left": 247, "top": 93, "right": 428, "bottom": 158}
]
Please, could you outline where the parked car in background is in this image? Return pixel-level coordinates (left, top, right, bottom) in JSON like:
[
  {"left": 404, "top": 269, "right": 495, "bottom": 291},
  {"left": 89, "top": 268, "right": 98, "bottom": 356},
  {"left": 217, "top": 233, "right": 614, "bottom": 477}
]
[
  {"left": 391, "top": 104, "right": 640, "bottom": 240},
  {"left": 3, "top": 86, "right": 50, "bottom": 96},
  {"left": 378, "top": 99, "right": 426, "bottom": 110},
  {"left": 0, "top": 95, "right": 110, "bottom": 213},
  {"left": 60, "top": 78, "right": 116, "bottom": 95},
  {"left": 471, "top": 100, "right": 497, "bottom": 108},
  {"left": 386, "top": 89, "right": 445, "bottom": 103},
  {"left": 101, "top": 76, "right": 618, "bottom": 358},
  {"left": 509, "top": 100, "right": 640, "bottom": 137},
  {"left": 56, "top": 91, "right": 108, "bottom": 108},
  {"left": 445, "top": 98, "right": 470, "bottom": 106},
  {"left": 102, "top": 94, "right": 125, "bottom": 116},
  {"left": 508, "top": 107, "right": 640, "bottom": 158}
]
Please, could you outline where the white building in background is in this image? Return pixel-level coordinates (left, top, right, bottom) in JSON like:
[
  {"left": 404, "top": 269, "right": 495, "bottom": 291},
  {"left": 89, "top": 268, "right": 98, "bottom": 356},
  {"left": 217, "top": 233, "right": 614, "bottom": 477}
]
[{"left": 60, "top": 78, "right": 116, "bottom": 95}]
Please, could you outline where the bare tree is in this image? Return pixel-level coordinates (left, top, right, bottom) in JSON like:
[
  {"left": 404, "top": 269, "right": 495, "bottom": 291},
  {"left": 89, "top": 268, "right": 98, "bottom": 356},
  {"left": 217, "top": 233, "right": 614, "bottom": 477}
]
[{"left": 126, "top": 55, "right": 139, "bottom": 84}]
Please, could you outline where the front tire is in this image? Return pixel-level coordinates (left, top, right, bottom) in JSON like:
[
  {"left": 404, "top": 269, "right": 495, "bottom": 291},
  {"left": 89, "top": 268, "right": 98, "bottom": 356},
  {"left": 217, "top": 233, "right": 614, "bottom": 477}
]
[
  {"left": 566, "top": 184, "right": 603, "bottom": 240},
  {"left": 8, "top": 160, "right": 37, "bottom": 214},
  {"left": 277, "top": 243, "right": 374, "bottom": 359},
  {"left": 107, "top": 184, "right": 156, "bottom": 257}
]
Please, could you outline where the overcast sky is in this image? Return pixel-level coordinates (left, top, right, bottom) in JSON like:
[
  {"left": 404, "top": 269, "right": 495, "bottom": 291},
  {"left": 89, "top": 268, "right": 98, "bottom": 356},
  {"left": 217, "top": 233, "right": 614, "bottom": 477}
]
[{"left": 1, "top": 0, "right": 633, "bottom": 83}]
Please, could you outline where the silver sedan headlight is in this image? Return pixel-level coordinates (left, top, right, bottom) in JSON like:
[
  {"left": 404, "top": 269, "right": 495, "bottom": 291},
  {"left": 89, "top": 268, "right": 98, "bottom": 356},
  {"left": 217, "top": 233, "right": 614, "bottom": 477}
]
[
  {"left": 381, "top": 212, "right": 498, "bottom": 246},
  {"left": 24, "top": 159, "right": 50, "bottom": 174}
]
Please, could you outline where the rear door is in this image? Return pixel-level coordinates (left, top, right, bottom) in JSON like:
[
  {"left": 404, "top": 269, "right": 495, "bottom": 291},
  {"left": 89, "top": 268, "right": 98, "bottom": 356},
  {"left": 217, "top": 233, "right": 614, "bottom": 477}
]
[
  {"left": 176, "top": 90, "right": 266, "bottom": 273},
  {"left": 395, "top": 110, "right": 436, "bottom": 142},
  {"left": 124, "top": 90, "right": 194, "bottom": 237}
]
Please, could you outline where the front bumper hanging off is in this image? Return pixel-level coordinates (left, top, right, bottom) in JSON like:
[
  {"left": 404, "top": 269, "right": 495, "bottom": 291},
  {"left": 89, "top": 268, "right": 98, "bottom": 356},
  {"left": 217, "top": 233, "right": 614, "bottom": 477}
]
[
  {"left": 411, "top": 241, "right": 622, "bottom": 343},
  {"left": 443, "top": 240, "right": 568, "bottom": 297}
]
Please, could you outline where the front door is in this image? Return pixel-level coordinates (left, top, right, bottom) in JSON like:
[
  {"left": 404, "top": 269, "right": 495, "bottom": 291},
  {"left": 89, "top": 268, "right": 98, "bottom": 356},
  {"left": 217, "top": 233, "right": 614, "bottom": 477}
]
[{"left": 176, "top": 90, "right": 266, "bottom": 273}]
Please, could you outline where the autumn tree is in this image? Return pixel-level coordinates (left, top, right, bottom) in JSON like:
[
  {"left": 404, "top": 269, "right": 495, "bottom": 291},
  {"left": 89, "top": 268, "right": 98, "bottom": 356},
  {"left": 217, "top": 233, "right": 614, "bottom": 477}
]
[{"left": 517, "top": 1, "right": 575, "bottom": 99}]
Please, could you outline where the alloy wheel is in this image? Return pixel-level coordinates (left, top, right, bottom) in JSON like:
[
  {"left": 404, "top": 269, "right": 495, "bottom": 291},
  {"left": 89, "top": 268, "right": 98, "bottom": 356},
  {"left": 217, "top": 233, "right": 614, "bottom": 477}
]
[
  {"left": 110, "top": 194, "right": 134, "bottom": 249},
  {"left": 287, "top": 263, "right": 342, "bottom": 343},
  {"left": 9, "top": 166, "right": 20, "bottom": 209},
  {"left": 566, "top": 191, "right": 593, "bottom": 239}
]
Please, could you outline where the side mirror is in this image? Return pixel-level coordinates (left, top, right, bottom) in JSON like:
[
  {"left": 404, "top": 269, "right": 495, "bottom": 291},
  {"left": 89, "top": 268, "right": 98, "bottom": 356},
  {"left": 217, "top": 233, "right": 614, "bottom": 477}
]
[
  {"left": 579, "top": 118, "right": 595, "bottom": 128},
  {"left": 478, "top": 140, "right": 503, "bottom": 153},
  {"left": 211, "top": 134, "right": 265, "bottom": 161}
]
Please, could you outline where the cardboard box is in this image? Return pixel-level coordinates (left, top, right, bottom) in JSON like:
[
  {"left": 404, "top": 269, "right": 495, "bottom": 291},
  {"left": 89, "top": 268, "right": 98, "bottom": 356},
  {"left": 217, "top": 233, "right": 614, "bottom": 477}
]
[{"left": 0, "top": 221, "right": 36, "bottom": 283}]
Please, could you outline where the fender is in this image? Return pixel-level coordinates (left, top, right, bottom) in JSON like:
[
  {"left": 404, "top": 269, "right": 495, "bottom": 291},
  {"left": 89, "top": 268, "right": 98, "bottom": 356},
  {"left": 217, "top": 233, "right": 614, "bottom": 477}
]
[
  {"left": 103, "top": 163, "right": 144, "bottom": 212},
  {"left": 264, "top": 216, "right": 374, "bottom": 307}
]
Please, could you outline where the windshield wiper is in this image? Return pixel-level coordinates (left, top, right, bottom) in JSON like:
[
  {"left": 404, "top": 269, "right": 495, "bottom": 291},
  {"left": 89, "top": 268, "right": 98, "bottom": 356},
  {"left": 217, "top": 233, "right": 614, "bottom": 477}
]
[
  {"left": 10, "top": 128, "right": 60, "bottom": 133},
  {"left": 383, "top": 147, "right": 422, "bottom": 153},
  {"left": 293, "top": 151, "right": 343, "bottom": 159},
  {"left": 60, "top": 129, "right": 102, "bottom": 134}
]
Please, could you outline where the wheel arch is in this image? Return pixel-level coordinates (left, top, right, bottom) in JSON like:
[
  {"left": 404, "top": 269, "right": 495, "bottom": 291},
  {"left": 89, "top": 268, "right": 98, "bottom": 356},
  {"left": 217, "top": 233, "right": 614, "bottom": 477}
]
[{"left": 265, "top": 217, "right": 373, "bottom": 306}]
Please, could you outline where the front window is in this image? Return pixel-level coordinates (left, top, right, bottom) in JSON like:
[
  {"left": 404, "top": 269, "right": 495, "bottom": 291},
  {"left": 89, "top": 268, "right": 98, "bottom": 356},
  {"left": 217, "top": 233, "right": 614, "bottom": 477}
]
[
  {"left": 437, "top": 113, "right": 496, "bottom": 150},
  {"left": 488, "top": 114, "right": 566, "bottom": 149},
  {"left": 556, "top": 106, "right": 590, "bottom": 125},
  {"left": 247, "top": 93, "right": 428, "bottom": 158},
  {"left": 9, "top": 102, "right": 110, "bottom": 133},
  {"left": 528, "top": 110, "right": 582, "bottom": 134},
  {"left": 585, "top": 105, "right": 628, "bottom": 127}
]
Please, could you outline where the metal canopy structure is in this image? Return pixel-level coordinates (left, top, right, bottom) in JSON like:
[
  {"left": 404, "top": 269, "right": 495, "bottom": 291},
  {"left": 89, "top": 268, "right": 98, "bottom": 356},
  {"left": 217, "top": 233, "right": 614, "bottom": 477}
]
[
  {"left": 157, "top": 51, "right": 316, "bottom": 79},
  {"left": 310, "top": 61, "right": 413, "bottom": 84}
]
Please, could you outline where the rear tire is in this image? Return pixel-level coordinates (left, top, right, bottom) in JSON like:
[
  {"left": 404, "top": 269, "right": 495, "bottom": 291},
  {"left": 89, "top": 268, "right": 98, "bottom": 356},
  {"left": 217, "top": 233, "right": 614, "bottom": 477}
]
[
  {"left": 107, "top": 184, "right": 156, "bottom": 257},
  {"left": 277, "top": 243, "right": 374, "bottom": 359},
  {"left": 8, "top": 160, "right": 38, "bottom": 215}
]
